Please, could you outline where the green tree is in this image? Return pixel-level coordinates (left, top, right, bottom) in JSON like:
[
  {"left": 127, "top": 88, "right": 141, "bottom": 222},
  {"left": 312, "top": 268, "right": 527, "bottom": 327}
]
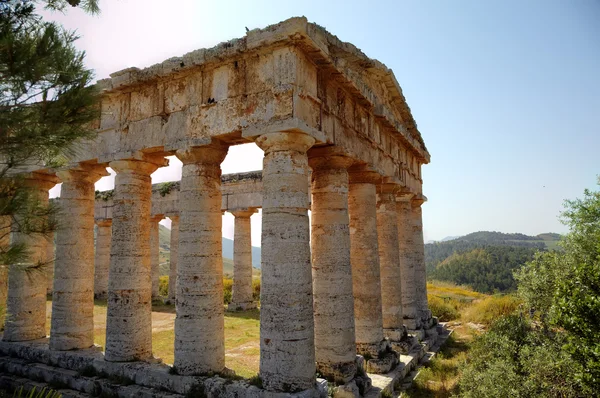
[{"left": 0, "top": 0, "right": 100, "bottom": 266}]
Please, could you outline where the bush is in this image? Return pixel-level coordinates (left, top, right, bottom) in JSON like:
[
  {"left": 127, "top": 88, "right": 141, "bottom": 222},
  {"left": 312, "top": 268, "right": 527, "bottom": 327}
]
[
  {"left": 462, "top": 295, "right": 521, "bottom": 326},
  {"left": 159, "top": 275, "right": 169, "bottom": 297},
  {"left": 223, "top": 278, "right": 233, "bottom": 304},
  {"left": 252, "top": 278, "right": 260, "bottom": 301},
  {"left": 428, "top": 295, "right": 460, "bottom": 321}
]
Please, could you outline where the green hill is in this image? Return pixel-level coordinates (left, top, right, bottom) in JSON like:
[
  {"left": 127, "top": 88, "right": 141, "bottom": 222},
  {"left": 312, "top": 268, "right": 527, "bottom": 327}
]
[{"left": 426, "top": 231, "right": 561, "bottom": 293}]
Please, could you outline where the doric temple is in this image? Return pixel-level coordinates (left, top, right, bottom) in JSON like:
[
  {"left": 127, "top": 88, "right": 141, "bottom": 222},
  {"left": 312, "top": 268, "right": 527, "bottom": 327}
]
[{"left": 0, "top": 17, "right": 443, "bottom": 397}]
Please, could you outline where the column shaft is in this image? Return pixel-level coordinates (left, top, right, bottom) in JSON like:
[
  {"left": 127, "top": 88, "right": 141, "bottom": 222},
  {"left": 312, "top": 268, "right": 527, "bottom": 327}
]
[
  {"left": 105, "top": 158, "right": 164, "bottom": 362},
  {"left": 46, "top": 238, "right": 54, "bottom": 294},
  {"left": 348, "top": 174, "right": 385, "bottom": 357},
  {"left": 0, "top": 216, "right": 10, "bottom": 327},
  {"left": 410, "top": 200, "right": 430, "bottom": 324},
  {"left": 50, "top": 166, "right": 106, "bottom": 350},
  {"left": 257, "top": 132, "right": 316, "bottom": 392},
  {"left": 174, "top": 144, "right": 227, "bottom": 375},
  {"left": 377, "top": 187, "right": 404, "bottom": 341},
  {"left": 3, "top": 173, "right": 58, "bottom": 341},
  {"left": 229, "top": 209, "right": 257, "bottom": 311},
  {"left": 167, "top": 216, "right": 179, "bottom": 301},
  {"left": 397, "top": 199, "right": 420, "bottom": 330},
  {"left": 309, "top": 155, "right": 357, "bottom": 383},
  {"left": 150, "top": 217, "right": 161, "bottom": 299},
  {"left": 94, "top": 220, "right": 112, "bottom": 299}
]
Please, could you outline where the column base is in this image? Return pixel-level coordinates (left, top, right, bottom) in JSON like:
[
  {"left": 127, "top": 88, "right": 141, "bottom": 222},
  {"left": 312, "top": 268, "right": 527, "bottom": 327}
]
[
  {"left": 403, "top": 316, "right": 422, "bottom": 331},
  {"left": 385, "top": 326, "right": 415, "bottom": 355},
  {"left": 356, "top": 340, "right": 399, "bottom": 374},
  {"left": 226, "top": 301, "right": 257, "bottom": 312},
  {"left": 316, "top": 359, "right": 356, "bottom": 385}
]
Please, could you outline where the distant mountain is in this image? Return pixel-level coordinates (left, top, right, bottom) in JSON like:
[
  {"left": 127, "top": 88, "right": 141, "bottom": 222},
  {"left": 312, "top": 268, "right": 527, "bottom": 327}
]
[{"left": 425, "top": 231, "right": 561, "bottom": 293}]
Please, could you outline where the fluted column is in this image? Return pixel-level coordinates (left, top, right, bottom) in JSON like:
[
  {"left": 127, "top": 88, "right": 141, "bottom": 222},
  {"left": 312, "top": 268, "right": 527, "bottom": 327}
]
[
  {"left": 46, "top": 237, "right": 54, "bottom": 294},
  {"left": 104, "top": 156, "right": 166, "bottom": 362},
  {"left": 0, "top": 216, "right": 11, "bottom": 326},
  {"left": 3, "top": 173, "right": 58, "bottom": 341},
  {"left": 411, "top": 196, "right": 431, "bottom": 326},
  {"left": 228, "top": 208, "right": 257, "bottom": 311},
  {"left": 397, "top": 196, "right": 420, "bottom": 330},
  {"left": 167, "top": 216, "right": 179, "bottom": 301},
  {"left": 348, "top": 168, "right": 385, "bottom": 357},
  {"left": 150, "top": 215, "right": 162, "bottom": 299},
  {"left": 377, "top": 183, "right": 405, "bottom": 342},
  {"left": 94, "top": 219, "right": 111, "bottom": 299},
  {"left": 50, "top": 165, "right": 108, "bottom": 351},
  {"left": 174, "top": 142, "right": 228, "bottom": 375},
  {"left": 309, "top": 151, "right": 357, "bottom": 383},
  {"left": 256, "top": 132, "right": 316, "bottom": 392}
]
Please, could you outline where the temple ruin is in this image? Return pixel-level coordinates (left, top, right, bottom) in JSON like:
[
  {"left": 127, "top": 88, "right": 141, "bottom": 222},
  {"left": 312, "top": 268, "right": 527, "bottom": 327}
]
[{"left": 0, "top": 17, "right": 443, "bottom": 397}]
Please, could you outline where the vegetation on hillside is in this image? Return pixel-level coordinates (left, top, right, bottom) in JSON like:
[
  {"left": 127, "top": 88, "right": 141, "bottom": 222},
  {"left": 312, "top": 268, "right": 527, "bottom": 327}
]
[
  {"left": 425, "top": 231, "right": 561, "bottom": 293},
  {"left": 455, "top": 180, "right": 600, "bottom": 397}
]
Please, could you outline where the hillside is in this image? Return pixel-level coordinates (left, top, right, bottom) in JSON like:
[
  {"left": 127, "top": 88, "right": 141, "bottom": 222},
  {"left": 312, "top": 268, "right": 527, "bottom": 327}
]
[{"left": 426, "top": 231, "right": 561, "bottom": 293}]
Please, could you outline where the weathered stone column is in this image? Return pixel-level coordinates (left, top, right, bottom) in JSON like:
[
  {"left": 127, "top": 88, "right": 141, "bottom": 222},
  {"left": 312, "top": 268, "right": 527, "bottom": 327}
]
[
  {"left": 3, "top": 173, "right": 58, "bottom": 342},
  {"left": 396, "top": 196, "right": 420, "bottom": 331},
  {"left": 309, "top": 150, "right": 357, "bottom": 383},
  {"left": 228, "top": 208, "right": 257, "bottom": 311},
  {"left": 256, "top": 132, "right": 316, "bottom": 392},
  {"left": 167, "top": 215, "right": 179, "bottom": 301},
  {"left": 94, "top": 219, "right": 112, "bottom": 299},
  {"left": 377, "top": 183, "right": 406, "bottom": 343},
  {"left": 0, "top": 216, "right": 11, "bottom": 324},
  {"left": 348, "top": 168, "right": 385, "bottom": 357},
  {"left": 411, "top": 196, "right": 432, "bottom": 326},
  {"left": 104, "top": 156, "right": 166, "bottom": 362},
  {"left": 150, "top": 215, "right": 162, "bottom": 299},
  {"left": 174, "top": 142, "right": 228, "bottom": 375},
  {"left": 50, "top": 165, "right": 108, "bottom": 351},
  {"left": 46, "top": 237, "right": 54, "bottom": 294}
]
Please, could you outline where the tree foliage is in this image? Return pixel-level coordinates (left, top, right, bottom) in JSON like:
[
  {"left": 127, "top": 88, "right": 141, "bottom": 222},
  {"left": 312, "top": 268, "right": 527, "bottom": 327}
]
[{"left": 0, "top": 0, "right": 100, "bottom": 266}]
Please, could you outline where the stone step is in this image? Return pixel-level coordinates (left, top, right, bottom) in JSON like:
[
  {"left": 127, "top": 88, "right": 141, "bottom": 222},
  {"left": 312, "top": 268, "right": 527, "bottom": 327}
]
[
  {"left": 0, "top": 375, "right": 90, "bottom": 398},
  {"left": 0, "top": 355, "right": 183, "bottom": 398}
]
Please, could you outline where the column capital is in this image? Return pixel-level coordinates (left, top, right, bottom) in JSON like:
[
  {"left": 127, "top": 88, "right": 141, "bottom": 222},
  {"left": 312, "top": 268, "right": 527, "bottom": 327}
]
[
  {"left": 95, "top": 218, "right": 112, "bottom": 227},
  {"left": 150, "top": 214, "right": 164, "bottom": 222},
  {"left": 167, "top": 214, "right": 180, "bottom": 222},
  {"left": 109, "top": 154, "right": 168, "bottom": 175},
  {"left": 23, "top": 172, "right": 60, "bottom": 191},
  {"left": 229, "top": 208, "right": 258, "bottom": 218},
  {"left": 56, "top": 164, "right": 109, "bottom": 184},
  {"left": 411, "top": 194, "right": 428, "bottom": 208},
  {"left": 308, "top": 147, "right": 355, "bottom": 171},
  {"left": 348, "top": 165, "right": 382, "bottom": 185},
  {"left": 175, "top": 140, "right": 228, "bottom": 165},
  {"left": 255, "top": 131, "right": 315, "bottom": 154},
  {"left": 377, "top": 177, "right": 403, "bottom": 196}
]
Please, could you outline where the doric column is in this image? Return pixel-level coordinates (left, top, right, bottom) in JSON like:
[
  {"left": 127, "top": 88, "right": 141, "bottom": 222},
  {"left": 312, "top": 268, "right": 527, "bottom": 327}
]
[
  {"left": 94, "top": 219, "right": 112, "bottom": 299},
  {"left": 167, "top": 215, "right": 179, "bottom": 301},
  {"left": 348, "top": 167, "right": 386, "bottom": 357},
  {"left": 150, "top": 215, "right": 162, "bottom": 299},
  {"left": 50, "top": 165, "right": 108, "bottom": 351},
  {"left": 228, "top": 208, "right": 257, "bottom": 311},
  {"left": 308, "top": 150, "right": 357, "bottom": 383},
  {"left": 174, "top": 142, "right": 228, "bottom": 375},
  {"left": 377, "top": 183, "right": 406, "bottom": 342},
  {"left": 396, "top": 196, "right": 420, "bottom": 330},
  {"left": 46, "top": 237, "right": 54, "bottom": 294},
  {"left": 0, "top": 216, "right": 11, "bottom": 326},
  {"left": 3, "top": 173, "right": 59, "bottom": 341},
  {"left": 410, "top": 196, "right": 431, "bottom": 326},
  {"left": 104, "top": 156, "right": 166, "bottom": 362},
  {"left": 256, "top": 132, "right": 316, "bottom": 392}
]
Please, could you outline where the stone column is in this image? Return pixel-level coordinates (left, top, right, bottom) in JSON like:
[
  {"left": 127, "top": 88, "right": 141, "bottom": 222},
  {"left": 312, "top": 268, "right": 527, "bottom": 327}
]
[
  {"left": 309, "top": 151, "right": 357, "bottom": 383},
  {"left": 256, "top": 132, "right": 316, "bottom": 392},
  {"left": 377, "top": 183, "right": 406, "bottom": 343},
  {"left": 167, "top": 215, "right": 179, "bottom": 301},
  {"left": 0, "top": 216, "right": 11, "bottom": 323},
  {"left": 411, "top": 196, "right": 431, "bottom": 326},
  {"left": 174, "top": 142, "right": 228, "bottom": 375},
  {"left": 3, "top": 173, "right": 58, "bottom": 342},
  {"left": 228, "top": 208, "right": 257, "bottom": 311},
  {"left": 396, "top": 196, "right": 420, "bottom": 331},
  {"left": 150, "top": 215, "right": 162, "bottom": 299},
  {"left": 50, "top": 165, "right": 107, "bottom": 351},
  {"left": 104, "top": 156, "right": 166, "bottom": 362},
  {"left": 348, "top": 168, "right": 386, "bottom": 357},
  {"left": 94, "top": 219, "right": 112, "bottom": 299},
  {"left": 46, "top": 236, "right": 54, "bottom": 295}
]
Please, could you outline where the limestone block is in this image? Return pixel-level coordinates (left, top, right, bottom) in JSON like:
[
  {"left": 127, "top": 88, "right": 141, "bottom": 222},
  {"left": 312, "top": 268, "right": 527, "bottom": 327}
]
[{"left": 256, "top": 132, "right": 316, "bottom": 392}]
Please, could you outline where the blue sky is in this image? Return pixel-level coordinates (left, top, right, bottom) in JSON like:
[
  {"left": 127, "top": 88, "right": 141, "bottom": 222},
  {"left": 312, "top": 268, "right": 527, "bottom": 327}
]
[{"left": 44, "top": 0, "right": 600, "bottom": 242}]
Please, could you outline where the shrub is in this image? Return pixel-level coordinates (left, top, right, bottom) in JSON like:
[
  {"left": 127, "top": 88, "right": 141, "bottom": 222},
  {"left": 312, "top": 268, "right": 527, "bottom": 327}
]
[
  {"left": 252, "top": 278, "right": 261, "bottom": 301},
  {"left": 461, "top": 295, "right": 521, "bottom": 326},
  {"left": 223, "top": 278, "right": 233, "bottom": 304},
  {"left": 428, "top": 295, "right": 460, "bottom": 321},
  {"left": 159, "top": 276, "right": 169, "bottom": 297}
]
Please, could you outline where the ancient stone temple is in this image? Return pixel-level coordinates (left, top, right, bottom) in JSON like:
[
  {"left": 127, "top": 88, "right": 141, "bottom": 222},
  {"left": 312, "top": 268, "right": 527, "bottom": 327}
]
[{"left": 0, "top": 17, "right": 442, "bottom": 397}]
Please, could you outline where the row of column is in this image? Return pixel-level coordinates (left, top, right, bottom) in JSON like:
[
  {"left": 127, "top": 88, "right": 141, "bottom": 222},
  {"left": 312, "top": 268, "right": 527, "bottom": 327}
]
[{"left": 1, "top": 131, "right": 430, "bottom": 394}]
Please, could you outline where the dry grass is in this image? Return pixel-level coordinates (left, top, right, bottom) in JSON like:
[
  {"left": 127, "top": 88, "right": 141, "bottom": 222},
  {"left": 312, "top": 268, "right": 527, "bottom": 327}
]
[{"left": 44, "top": 300, "right": 260, "bottom": 378}]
